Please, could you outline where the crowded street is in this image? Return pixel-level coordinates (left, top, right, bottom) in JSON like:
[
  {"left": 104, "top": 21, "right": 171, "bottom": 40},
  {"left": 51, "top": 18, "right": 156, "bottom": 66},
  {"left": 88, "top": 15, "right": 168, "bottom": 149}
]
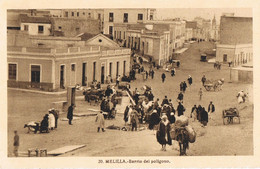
[{"left": 8, "top": 41, "right": 253, "bottom": 156}]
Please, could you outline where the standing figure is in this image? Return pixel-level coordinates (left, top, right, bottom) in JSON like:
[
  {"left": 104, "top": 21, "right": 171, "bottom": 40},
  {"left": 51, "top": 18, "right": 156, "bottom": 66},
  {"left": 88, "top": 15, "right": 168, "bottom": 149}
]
[
  {"left": 182, "top": 81, "right": 187, "bottom": 93},
  {"left": 190, "top": 105, "right": 197, "bottom": 121},
  {"left": 208, "top": 101, "right": 215, "bottom": 119},
  {"left": 188, "top": 75, "right": 192, "bottom": 91},
  {"left": 161, "top": 96, "right": 169, "bottom": 106},
  {"left": 200, "top": 107, "right": 208, "bottom": 127},
  {"left": 201, "top": 75, "right": 206, "bottom": 86},
  {"left": 151, "top": 69, "right": 155, "bottom": 79},
  {"left": 161, "top": 73, "right": 166, "bottom": 83},
  {"left": 48, "top": 110, "right": 55, "bottom": 130},
  {"left": 177, "top": 102, "right": 185, "bottom": 116},
  {"left": 156, "top": 115, "right": 172, "bottom": 151},
  {"left": 198, "top": 88, "right": 203, "bottom": 101},
  {"left": 96, "top": 111, "right": 105, "bottom": 132},
  {"left": 177, "top": 92, "right": 184, "bottom": 103},
  {"left": 67, "top": 104, "right": 75, "bottom": 125},
  {"left": 13, "top": 130, "right": 19, "bottom": 157}
]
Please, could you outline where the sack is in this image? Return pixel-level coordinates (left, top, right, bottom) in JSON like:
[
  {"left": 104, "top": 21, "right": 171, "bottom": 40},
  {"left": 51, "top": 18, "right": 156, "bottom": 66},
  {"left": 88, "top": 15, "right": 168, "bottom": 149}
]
[
  {"left": 185, "top": 125, "right": 196, "bottom": 143},
  {"left": 175, "top": 115, "right": 189, "bottom": 127}
]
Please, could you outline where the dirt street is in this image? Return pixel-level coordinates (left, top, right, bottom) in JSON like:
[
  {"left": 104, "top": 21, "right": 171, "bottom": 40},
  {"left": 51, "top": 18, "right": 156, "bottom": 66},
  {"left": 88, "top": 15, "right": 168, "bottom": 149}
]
[{"left": 8, "top": 41, "right": 253, "bottom": 156}]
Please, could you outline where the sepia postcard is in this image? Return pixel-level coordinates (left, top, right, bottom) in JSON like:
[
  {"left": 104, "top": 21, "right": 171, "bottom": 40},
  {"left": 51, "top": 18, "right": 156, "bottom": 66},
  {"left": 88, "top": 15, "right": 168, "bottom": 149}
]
[{"left": 1, "top": 0, "right": 260, "bottom": 168}]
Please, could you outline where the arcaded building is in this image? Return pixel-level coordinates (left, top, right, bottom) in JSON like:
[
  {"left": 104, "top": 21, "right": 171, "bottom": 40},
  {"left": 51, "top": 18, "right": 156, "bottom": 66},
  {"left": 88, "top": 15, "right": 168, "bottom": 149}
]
[{"left": 216, "top": 16, "right": 253, "bottom": 65}]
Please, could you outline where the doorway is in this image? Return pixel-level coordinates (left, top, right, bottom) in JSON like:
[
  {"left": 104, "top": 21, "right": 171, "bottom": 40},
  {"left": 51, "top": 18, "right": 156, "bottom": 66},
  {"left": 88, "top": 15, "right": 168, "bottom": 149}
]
[
  {"left": 31, "top": 65, "right": 40, "bottom": 88},
  {"left": 82, "top": 63, "right": 87, "bottom": 86},
  {"left": 223, "top": 54, "right": 227, "bottom": 63},
  {"left": 60, "top": 65, "right": 65, "bottom": 89},
  {"left": 101, "top": 66, "right": 105, "bottom": 84}
]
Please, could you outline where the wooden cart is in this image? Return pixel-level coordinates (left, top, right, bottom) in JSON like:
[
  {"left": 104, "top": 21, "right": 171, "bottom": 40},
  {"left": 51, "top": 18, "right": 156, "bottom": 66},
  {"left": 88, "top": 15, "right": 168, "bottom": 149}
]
[{"left": 222, "top": 108, "right": 240, "bottom": 125}]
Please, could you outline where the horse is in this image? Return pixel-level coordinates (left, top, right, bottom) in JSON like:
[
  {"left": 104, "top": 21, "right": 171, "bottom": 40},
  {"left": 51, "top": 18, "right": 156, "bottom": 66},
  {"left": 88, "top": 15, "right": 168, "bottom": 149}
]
[{"left": 175, "top": 127, "right": 189, "bottom": 156}]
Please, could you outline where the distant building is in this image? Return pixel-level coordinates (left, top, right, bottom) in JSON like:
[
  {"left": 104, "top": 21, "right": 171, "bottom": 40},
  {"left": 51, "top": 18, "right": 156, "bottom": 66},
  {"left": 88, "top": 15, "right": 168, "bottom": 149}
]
[
  {"left": 7, "top": 9, "right": 50, "bottom": 30},
  {"left": 216, "top": 16, "right": 253, "bottom": 65},
  {"left": 103, "top": 8, "right": 156, "bottom": 39},
  {"left": 125, "top": 23, "right": 170, "bottom": 66},
  {"left": 7, "top": 34, "right": 131, "bottom": 91},
  {"left": 20, "top": 15, "right": 52, "bottom": 36}
]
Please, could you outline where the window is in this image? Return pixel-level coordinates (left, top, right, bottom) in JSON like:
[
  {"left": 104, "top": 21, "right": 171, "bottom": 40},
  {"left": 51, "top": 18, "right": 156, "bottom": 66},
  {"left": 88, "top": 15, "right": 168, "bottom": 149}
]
[
  {"left": 109, "top": 26, "right": 113, "bottom": 35},
  {"left": 38, "top": 25, "right": 44, "bottom": 33},
  {"left": 223, "top": 54, "right": 227, "bottom": 62},
  {"left": 123, "top": 13, "right": 128, "bottom": 23},
  {"left": 76, "top": 27, "right": 80, "bottom": 31},
  {"left": 138, "top": 14, "right": 143, "bottom": 20},
  {"left": 83, "top": 12, "right": 85, "bottom": 15},
  {"left": 65, "top": 11, "right": 68, "bottom": 17},
  {"left": 8, "top": 64, "right": 17, "bottom": 80},
  {"left": 31, "top": 65, "right": 40, "bottom": 83},
  {"left": 24, "top": 25, "right": 28, "bottom": 31},
  {"left": 109, "top": 12, "right": 114, "bottom": 22},
  {"left": 71, "top": 64, "right": 75, "bottom": 71},
  {"left": 72, "top": 12, "right": 74, "bottom": 16},
  {"left": 150, "top": 14, "right": 153, "bottom": 20},
  {"left": 58, "top": 26, "right": 62, "bottom": 30},
  {"left": 99, "top": 39, "right": 102, "bottom": 42},
  {"left": 77, "top": 12, "right": 79, "bottom": 17},
  {"left": 88, "top": 13, "right": 91, "bottom": 18},
  {"left": 98, "top": 13, "right": 101, "bottom": 20}
]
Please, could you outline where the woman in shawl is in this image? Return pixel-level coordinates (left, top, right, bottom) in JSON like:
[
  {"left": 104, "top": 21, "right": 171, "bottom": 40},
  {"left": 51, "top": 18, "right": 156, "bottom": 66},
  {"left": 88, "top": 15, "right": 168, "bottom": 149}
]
[{"left": 156, "top": 115, "right": 172, "bottom": 151}]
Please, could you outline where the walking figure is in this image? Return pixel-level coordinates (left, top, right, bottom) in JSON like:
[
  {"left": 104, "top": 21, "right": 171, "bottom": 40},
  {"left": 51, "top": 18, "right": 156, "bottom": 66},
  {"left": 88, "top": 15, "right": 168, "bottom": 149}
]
[
  {"left": 201, "top": 75, "right": 206, "bottom": 86},
  {"left": 161, "top": 73, "right": 166, "bottom": 83}
]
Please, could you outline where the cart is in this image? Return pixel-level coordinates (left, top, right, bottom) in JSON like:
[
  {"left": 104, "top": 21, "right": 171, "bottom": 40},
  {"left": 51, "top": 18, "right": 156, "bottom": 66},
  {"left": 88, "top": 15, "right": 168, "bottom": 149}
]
[
  {"left": 203, "top": 79, "right": 224, "bottom": 91},
  {"left": 222, "top": 108, "right": 240, "bottom": 125}
]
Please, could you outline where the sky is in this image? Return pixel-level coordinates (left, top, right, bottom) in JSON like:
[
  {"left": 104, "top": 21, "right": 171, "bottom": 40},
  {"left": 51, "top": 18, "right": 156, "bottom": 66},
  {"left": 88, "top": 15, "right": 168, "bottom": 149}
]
[{"left": 156, "top": 8, "right": 252, "bottom": 24}]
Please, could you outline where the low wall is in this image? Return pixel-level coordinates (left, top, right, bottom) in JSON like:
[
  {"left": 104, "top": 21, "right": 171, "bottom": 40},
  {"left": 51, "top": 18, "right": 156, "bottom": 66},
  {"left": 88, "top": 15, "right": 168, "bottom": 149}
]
[{"left": 231, "top": 68, "right": 253, "bottom": 83}]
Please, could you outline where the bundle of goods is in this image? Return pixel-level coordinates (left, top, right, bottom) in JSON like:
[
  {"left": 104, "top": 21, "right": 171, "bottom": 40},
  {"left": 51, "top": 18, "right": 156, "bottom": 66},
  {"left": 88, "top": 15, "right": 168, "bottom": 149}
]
[
  {"left": 174, "top": 115, "right": 196, "bottom": 143},
  {"left": 175, "top": 115, "right": 189, "bottom": 127}
]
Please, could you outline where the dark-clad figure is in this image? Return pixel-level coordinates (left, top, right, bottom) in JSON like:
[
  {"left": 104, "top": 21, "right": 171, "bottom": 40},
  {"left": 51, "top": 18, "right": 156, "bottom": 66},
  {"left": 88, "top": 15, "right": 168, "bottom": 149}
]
[
  {"left": 156, "top": 115, "right": 172, "bottom": 151},
  {"left": 67, "top": 104, "right": 75, "bottom": 125},
  {"left": 188, "top": 75, "right": 193, "bottom": 86},
  {"left": 201, "top": 75, "right": 206, "bottom": 86},
  {"left": 40, "top": 114, "right": 49, "bottom": 133},
  {"left": 123, "top": 105, "right": 130, "bottom": 124},
  {"left": 161, "top": 96, "right": 169, "bottom": 106},
  {"left": 168, "top": 112, "right": 176, "bottom": 124},
  {"left": 151, "top": 69, "right": 155, "bottom": 79},
  {"left": 177, "top": 92, "right": 184, "bottom": 102},
  {"left": 161, "top": 73, "right": 166, "bottom": 83},
  {"left": 201, "top": 107, "right": 208, "bottom": 127},
  {"left": 149, "top": 110, "right": 161, "bottom": 130},
  {"left": 182, "top": 81, "right": 187, "bottom": 93},
  {"left": 177, "top": 102, "right": 185, "bottom": 116}
]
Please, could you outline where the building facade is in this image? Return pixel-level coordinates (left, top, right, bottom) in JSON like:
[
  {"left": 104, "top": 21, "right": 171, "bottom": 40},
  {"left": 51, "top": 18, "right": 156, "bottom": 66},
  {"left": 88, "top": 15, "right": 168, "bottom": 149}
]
[
  {"left": 103, "top": 8, "right": 156, "bottom": 38},
  {"left": 216, "top": 16, "right": 253, "bottom": 65},
  {"left": 7, "top": 34, "right": 131, "bottom": 91}
]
